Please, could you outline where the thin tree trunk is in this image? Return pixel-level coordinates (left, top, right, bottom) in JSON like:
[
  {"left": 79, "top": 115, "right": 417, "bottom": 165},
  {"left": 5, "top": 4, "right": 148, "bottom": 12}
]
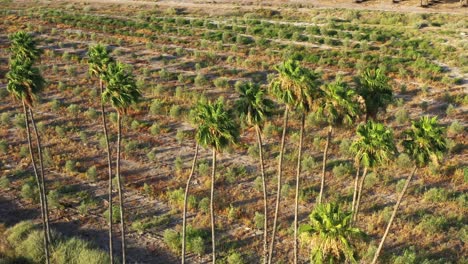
[
  {"left": 293, "top": 113, "right": 305, "bottom": 264},
  {"left": 116, "top": 113, "right": 126, "bottom": 264},
  {"left": 318, "top": 125, "right": 333, "bottom": 205},
  {"left": 371, "top": 166, "right": 417, "bottom": 264},
  {"left": 29, "top": 108, "right": 51, "bottom": 243},
  {"left": 353, "top": 167, "right": 368, "bottom": 222},
  {"left": 182, "top": 143, "right": 199, "bottom": 264},
  {"left": 255, "top": 125, "right": 268, "bottom": 264},
  {"left": 22, "top": 102, "right": 49, "bottom": 264},
  {"left": 210, "top": 148, "right": 217, "bottom": 264},
  {"left": 351, "top": 163, "right": 360, "bottom": 216},
  {"left": 268, "top": 106, "right": 289, "bottom": 264},
  {"left": 100, "top": 79, "right": 114, "bottom": 264}
]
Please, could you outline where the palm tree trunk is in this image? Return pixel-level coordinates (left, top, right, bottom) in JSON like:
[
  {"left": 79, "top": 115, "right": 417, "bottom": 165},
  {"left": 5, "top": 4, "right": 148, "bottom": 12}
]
[
  {"left": 116, "top": 112, "right": 126, "bottom": 264},
  {"left": 210, "top": 148, "right": 217, "bottom": 264},
  {"left": 293, "top": 113, "right": 305, "bottom": 264},
  {"left": 29, "top": 108, "right": 51, "bottom": 243},
  {"left": 353, "top": 167, "right": 368, "bottom": 222},
  {"left": 318, "top": 125, "right": 333, "bottom": 205},
  {"left": 255, "top": 125, "right": 268, "bottom": 264},
  {"left": 371, "top": 166, "right": 417, "bottom": 264},
  {"left": 351, "top": 164, "right": 360, "bottom": 216},
  {"left": 100, "top": 79, "right": 114, "bottom": 264},
  {"left": 182, "top": 143, "right": 199, "bottom": 264},
  {"left": 22, "top": 102, "right": 50, "bottom": 264},
  {"left": 268, "top": 106, "right": 289, "bottom": 264}
]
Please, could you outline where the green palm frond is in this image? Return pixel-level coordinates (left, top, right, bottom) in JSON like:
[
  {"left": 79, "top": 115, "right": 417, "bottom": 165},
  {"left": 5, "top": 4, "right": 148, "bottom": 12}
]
[
  {"left": 317, "top": 79, "right": 362, "bottom": 127},
  {"left": 102, "top": 62, "right": 141, "bottom": 114},
  {"left": 301, "top": 203, "right": 364, "bottom": 264},
  {"left": 234, "top": 81, "right": 274, "bottom": 127},
  {"left": 9, "top": 31, "right": 42, "bottom": 62},
  {"left": 402, "top": 116, "right": 447, "bottom": 167},
  {"left": 6, "top": 59, "right": 45, "bottom": 107},
  {"left": 350, "top": 121, "right": 397, "bottom": 168},
  {"left": 192, "top": 99, "right": 239, "bottom": 152},
  {"left": 356, "top": 68, "right": 393, "bottom": 119},
  {"left": 269, "top": 59, "right": 322, "bottom": 112},
  {"left": 88, "top": 44, "right": 114, "bottom": 79}
]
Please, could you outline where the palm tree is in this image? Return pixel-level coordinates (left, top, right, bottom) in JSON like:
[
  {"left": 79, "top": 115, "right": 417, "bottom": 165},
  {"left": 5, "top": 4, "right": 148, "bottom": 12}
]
[
  {"left": 88, "top": 44, "right": 115, "bottom": 263},
  {"left": 234, "top": 81, "right": 273, "bottom": 263},
  {"left": 7, "top": 58, "right": 50, "bottom": 264},
  {"left": 102, "top": 61, "right": 141, "bottom": 264},
  {"left": 350, "top": 121, "right": 397, "bottom": 223},
  {"left": 268, "top": 59, "right": 320, "bottom": 264},
  {"left": 371, "top": 116, "right": 447, "bottom": 263},
  {"left": 356, "top": 68, "right": 393, "bottom": 121},
  {"left": 316, "top": 79, "right": 361, "bottom": 204},
  {"left": 299, "top": 203, "right": 364, "bottom": 263},
  {"left": 9, "top": 31, "right": 42, "bottom": 62},
  {"left": 193, "top": 99, "right": 239, "bottom": 264}
]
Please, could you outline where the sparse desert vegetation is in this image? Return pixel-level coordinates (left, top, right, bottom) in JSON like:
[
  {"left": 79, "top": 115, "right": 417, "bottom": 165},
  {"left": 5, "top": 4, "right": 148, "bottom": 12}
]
[{"left": 0, "top": 0, "right": 466, "bottom": 264}]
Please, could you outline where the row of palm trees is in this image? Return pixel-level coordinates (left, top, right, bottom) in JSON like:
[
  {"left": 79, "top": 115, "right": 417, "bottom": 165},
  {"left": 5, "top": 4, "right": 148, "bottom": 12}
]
[{"left": 6, "top": 31, "right": 448, "bottom": 264}]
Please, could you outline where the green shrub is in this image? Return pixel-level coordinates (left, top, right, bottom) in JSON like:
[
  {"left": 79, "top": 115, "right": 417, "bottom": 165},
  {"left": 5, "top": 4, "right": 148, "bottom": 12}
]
[
  {"left": 175, "top": 130, "right": 186, "bottom": 144},
  {"left": 395, "top": 108, "right": 409, "bottom": 124},
  {"left": 51, "top": 237, "right": 90, "bottom": 264},
  {"left": 76, "top": 248, "right": 110, "bottom": 264},
  {"left": 86, "top": 166, "right": 97, "bottom": 182},
  {"left": 48, "top": 190, "right": 63, "bottom": 209},
  {"left": 364, "top": 172, "right": 378, "bottom": 188},
  {"left": 0, "top": 176, "right": 10, "bottom": 189},
  {"left": 16, "top": 230, "right": 46, "bottom": 262},
  {"left": 149, "top": 99, "right": 164, "bottom": 115},
  {"left": 19, "top": 146, "right": 29, "bottom": 158},
  {"left": 302, "top": 155, "right": 318, "bottom": 173},
  {"left": 198, "top": 197, "right": 210, "bottom": 214},
  {"left": 396, "top": 153, "right": 413, "bottom": 169},
  {"left": 198, "top": 162, "right": 210, "bottom": 176},
  {"left": 445, "top": 104, "right": 456, "bottom": 117},
  {"left": 0, "top": 112, "right": 10, "bottom": 126},
  {"left": 214, "top": 77, "right": 229, "bottom": 89},
  {"left": 0, "top": 140, "right": 7, "bottom": 154},
  {"left": 6, "top": 221, "right": 35, "bottom": 247},
  {"left": 416, "top": 215, "right": 448, "bottom": 233},
  {"left": 103, "top": 205, "right": 121, "bottom": 224},
  {"left": 13, "top": 114, "right": 25, "bottom": 129},
  {"left": 65, "top": 160, "right": 76, "bottom": 173},
  {"left": 21, "top": 183, "right": 38, "bottom": 203},
  {"left": 393, "top": 247, "right": 417, "bottom": 264},
  {"left": 163, "top": 229, "right": 180, "bottom": 254},
  {"left": 168, "top": 188, "right": 184, "bottom": 210},
  {"left": 194, "top": 74, "right": 208, "bottom": 87},
  {"left": 169, "top": 105, "right": 182, "bottom": 118},
  {"left": 332, "top": 163, "right": 354, "bottom": 178},
  {"left": 254, "top": 212, "right": 265, "bottom": 229},
  {"left": 85, "top": 108, "right": 98, "bottom": 119},
  {"left": 175, "top": 156, "right": 183, "bottom": 172},
  {"left": 131, "top": 214, "right": 171, "bottom": 234},
  {"left": 447, "top": 121, "right": 463, "bottom": 136},
  {"left": 423, "top": 188, "right": 449, "bottom": 202},
  {"left": 227, "top": 251, "right": 245, "bottom": 264}
]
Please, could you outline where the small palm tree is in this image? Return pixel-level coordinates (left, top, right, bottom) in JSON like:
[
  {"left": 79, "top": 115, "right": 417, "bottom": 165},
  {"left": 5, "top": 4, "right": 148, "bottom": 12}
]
[
  {"left": 371, "top": 116, "right": 447, "bottom": 263},
  {"left": 7, "top": 58, "right": 50, "bottom": 263},
  {"left": 316, "top": 79, "right": 362, "bottom": 204},
  {"left": 193, "top": 99, "right": 239, "bottom": 264},
  {"left": 268, "top": 59, "right": 320, "bottom": 264},
  {"left": 88, "top": 44, "right": 115, "bottom": 263},
  {"left": 234, "top": 81, "right": 273, "bottom": 263},
  {"left": 299, "top": 203, "right": 364, "bottom": 263},
  {"left": 102, "top": 61, "right": 141, "bottom": 264},
  {"left": 356, "top": 68, "right": 393, "bottom": 121},
  {"left": 350, "top": 121, "right": 397, "bottom": 222}
]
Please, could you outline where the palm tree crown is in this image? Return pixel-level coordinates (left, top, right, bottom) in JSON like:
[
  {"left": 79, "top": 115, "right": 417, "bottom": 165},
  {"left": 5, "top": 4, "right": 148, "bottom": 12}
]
[
  {"left": 234, "top": 81, "right": 273, "bottom": 126},
  {"left": 193, "top": 99, "right": 239, "bottom": 152},
  {"left": 318, "top": 79, "right": 362, "bottom": 126},
  {"left": 351, "top": 121, "right": 397, "bottom": 168},
  {"left": 300, "top": 203, "right": 364, "bottom": 263},
  {"left": 102, "top": 62, "right": 141, "bottom": 114},
  {"left": 356, "top": 68, "right": 393, "bottom": 120},
  {"left": 270, "top": 59, "right": 321, "bottom": 111},
  {"left": 88, "top": 44, "right": 114, "bottom": 79},
  {"left": 9, "top": 31, "right": 42, "bottom": 62},
  {"left": 6, "top": 59, "right": 45, "bottom": 107},
  {"left": 402, "top": 116, "right": 447, "bottom": 167}
]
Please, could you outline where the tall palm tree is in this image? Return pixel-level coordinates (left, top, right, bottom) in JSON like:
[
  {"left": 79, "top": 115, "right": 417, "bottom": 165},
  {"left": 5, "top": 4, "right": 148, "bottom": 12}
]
[
  {"left": 193, "top": 99, "right": 239, "bottom": 264},
  {"left": 234, "top": 81, "right": 273, "bottom": 263},
  {"left": 7, "top": 58, "right": 50, "bottom": 264},
  {"left": 268, "top": 59, "right": 320, "bottom": 264},
  {"left": 350, "top": 121, "right": 397, "bottom": 223},
  {"left": 9, "top": 31, "right": 42, "bottom": 62},
  {"left": 356, "top": 68, "right": 393, "bottom": 121},
  {"left": 371, "top": 116, "right": 447, "bottom": 263},
  {"left": 299, "top": 203, "right": 364, "bottom": 263},
  {"left": 88, "top": 44, "right": 116, "bottom": 263},
  {"left": 316, "top": 79, "right": 361, "bottom": 204},
  {"left": 102, "top": 61, "right": 141, "bottom": 264}
]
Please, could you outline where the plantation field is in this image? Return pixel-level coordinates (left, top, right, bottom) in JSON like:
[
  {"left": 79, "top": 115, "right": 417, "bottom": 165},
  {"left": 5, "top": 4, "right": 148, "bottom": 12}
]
[{"left": 0, "top": 0, "right": 466, "bottom": 263}]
